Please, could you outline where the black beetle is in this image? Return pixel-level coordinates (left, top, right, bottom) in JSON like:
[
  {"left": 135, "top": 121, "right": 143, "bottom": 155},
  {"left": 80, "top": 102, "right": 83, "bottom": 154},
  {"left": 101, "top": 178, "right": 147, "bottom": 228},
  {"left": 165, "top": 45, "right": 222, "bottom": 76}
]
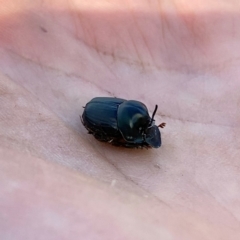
[{"left": 81, "top": 97, "right": 165, "bottom": 149}]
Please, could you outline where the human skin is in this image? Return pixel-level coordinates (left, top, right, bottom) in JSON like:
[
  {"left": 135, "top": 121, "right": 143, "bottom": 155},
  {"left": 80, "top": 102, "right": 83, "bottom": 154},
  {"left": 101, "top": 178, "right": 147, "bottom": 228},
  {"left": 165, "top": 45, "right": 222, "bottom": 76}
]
[{"left": 1, "top": 0, "right": 240, "bottom": 239}]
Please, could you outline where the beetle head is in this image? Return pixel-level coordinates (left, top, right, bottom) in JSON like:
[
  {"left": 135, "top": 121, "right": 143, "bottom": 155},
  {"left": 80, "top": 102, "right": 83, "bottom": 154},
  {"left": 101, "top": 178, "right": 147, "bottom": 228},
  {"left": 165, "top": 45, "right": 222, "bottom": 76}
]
[
  {"left": 144, "top": 105, "right": 162, "bottom": 148},
  {"left": 145, "top": 125, "right": 161, "bottom": 148}
]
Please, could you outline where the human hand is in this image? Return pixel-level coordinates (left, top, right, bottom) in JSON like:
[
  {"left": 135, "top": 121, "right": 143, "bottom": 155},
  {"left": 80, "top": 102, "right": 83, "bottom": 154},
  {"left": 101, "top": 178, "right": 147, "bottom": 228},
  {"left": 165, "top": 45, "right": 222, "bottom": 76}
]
[{"left": 0, "top": 1, "right": 240, "bottom": 239}]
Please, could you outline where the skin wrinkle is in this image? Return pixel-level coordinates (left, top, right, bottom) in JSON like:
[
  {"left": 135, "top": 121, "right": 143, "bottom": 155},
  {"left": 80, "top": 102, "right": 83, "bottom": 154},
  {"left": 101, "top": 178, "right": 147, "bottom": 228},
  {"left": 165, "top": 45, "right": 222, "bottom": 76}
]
[
  {"left": 5, "top": 78, "right": 171, "bottom": 192},
  {"left": 110, "top": 25, "right": 131, "bottom": 59},
  {"left": 4, "top": 48, "right": 115, "bottom": 99},
  {"left": 71, "top": 34, "right": 240, "bottom": 74},
  {"left": 133, "top": 13, "right": 156, "bottom": 66},
  {"left": 0, "top": 7, "right": 238, "bottom": 67},
  {"left": 68, "top": 1, "right": 82, "bottom": 40},
  {"left": 7, "top": 42, "right": 190, "bottom": 122},
  {"left": 187, "top": 161, "right": 240, "bottom": 225},
  {"left": 122, "top": 3, "right": 146, "bottom": 70},
  {"left": 198, "top": 181, "right": 240, "bottom": 227},
  {"left": 0, "top": 78, "right": 111, "bottom": 170},
  {"left": 155, "top": 113, "right": 240, "bottom": 129},
  {"left": 95, "top": 44, "right": 121, "bottom": 82},
  {"left": 0, "top": 148, "right": 221, "bottom": 240},
  {"left": 1, "top": 113, "right": 135, "bottom": 193},
  {"left": 74, "top": 12, "right": 94, "bottom": 48},
  {"left": 103, "top": 21, "right": 135, "bottom": 73},
  {"left": 99, "top": 148, "right": 170, "bottom": 207},
  {"left": 1, "top": 71, "right": 69, "bottom": 129},
  {"left": 3, "top": 8, "right": 233, "bottom": 76},
  {"left": 127, "top": 28, "right": 145, "bottom": 71},
  {"left": 167, "top": 14, "right": 198, "bottom": 66},
  {"left": 172, "top": 1, "right": 204, "bottom": 48},
  {"left": 156, "top": 1, "right": 172, "bottom": 57}
]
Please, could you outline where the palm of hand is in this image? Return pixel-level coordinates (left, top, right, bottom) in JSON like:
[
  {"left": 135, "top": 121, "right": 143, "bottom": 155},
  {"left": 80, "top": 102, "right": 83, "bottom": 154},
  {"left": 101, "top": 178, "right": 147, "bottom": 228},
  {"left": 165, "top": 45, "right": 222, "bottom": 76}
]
[{"left": 0, "top": 1, "right": 240, "bottom": 239}]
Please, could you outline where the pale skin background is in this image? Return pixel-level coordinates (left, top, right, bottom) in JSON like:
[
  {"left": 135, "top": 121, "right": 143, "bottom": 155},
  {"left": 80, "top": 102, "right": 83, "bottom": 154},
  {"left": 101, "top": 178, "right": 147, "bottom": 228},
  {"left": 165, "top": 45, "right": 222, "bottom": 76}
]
[{"left": 0, "top": 0, "right": 240, "bottom": 239}]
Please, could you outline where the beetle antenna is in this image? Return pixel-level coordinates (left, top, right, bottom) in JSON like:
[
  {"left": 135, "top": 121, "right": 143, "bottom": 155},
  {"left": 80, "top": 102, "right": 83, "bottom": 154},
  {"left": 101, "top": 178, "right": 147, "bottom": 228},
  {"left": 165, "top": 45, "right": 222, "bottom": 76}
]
[{"left": 150, "top": 105, "right": 158, "bottom": 126}]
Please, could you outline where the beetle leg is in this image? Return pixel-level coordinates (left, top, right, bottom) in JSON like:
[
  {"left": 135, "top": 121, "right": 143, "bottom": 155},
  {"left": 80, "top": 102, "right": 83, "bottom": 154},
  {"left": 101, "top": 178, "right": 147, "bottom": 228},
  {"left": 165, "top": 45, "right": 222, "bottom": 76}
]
[
  {"left": 80, "top": 116, "right": 84, "bottom": 125},
  {"left": 158, "top": 122, "right": 166, "bottom": 128}
]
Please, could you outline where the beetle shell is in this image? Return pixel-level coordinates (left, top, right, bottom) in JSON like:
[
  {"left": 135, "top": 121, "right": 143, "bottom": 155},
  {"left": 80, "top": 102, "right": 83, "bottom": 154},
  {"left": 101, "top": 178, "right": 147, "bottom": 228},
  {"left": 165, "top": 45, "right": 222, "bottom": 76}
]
[{"left": 81, "top": 97, "right": 163, "bottom": 148}]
